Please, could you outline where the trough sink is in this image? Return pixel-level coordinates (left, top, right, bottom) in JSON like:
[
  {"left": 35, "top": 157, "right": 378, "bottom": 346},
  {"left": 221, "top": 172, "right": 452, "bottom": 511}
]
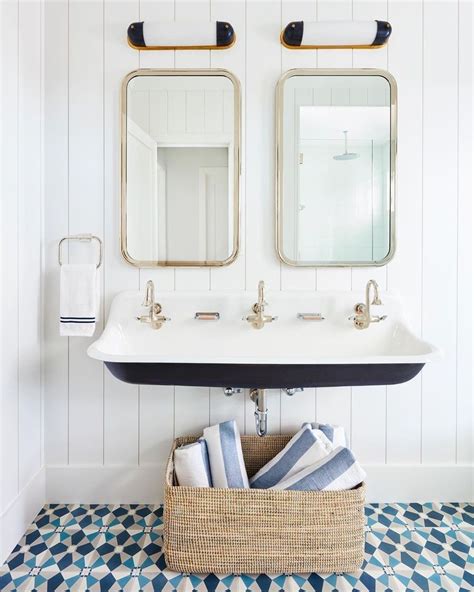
[{"left": 87, "top": 290, "right": 438, "bottom": 389}]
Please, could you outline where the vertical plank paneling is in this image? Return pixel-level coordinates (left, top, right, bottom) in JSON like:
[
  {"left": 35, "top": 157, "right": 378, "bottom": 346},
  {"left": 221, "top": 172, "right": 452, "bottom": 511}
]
[
  {"left": 421, "top": 0, "right": 458, "bottom": 463},
  {"left": 174, "top": 386, "right": 210, "bottom": 437},
  {"left": 244, "top": 0, "right": 282, "bottom": 433},
  {"left": 18, "top": 0, "right": 43, "bottom": 487},
  {"left": 349, "top": 0, "right": 389, "bottom": 465},
  {"left": 37, "top": 0, "right": 472, "bottom": 496},
  {"left": 456, "top": 0, "right": 473, "bottom": 464},
  {"left": 139, "top": 386, "right": 175, "bottom": 465},
  {"left": 172, "top": 0, "right": 212, "bottom": 424},
  {"left": 351, "top": 386, "right": 386, "bottom": 463},
  {"left": 315, "top": 0, "right": 352, "bottom": 440},
  {"left": 279, "top": 1, "right": 318, "bottom": 428},
  {"left": 67, "top": 0, "right": 104, "bottom": 465},
  {"left": 245, "top": 0, "right": 281, "bottom": 291},
  {"left": 210, "top": 388, "right": 245, "bottom": 432},
  {"left": 279, "top": 0, "right": 318, "bottom": 292},
  {"left": 206, "top": 0, "right": 247, "bottom": 425},
  {"left": 1, "top": 0, "right": 20, "bottom": 507},
  {"left": 210, "top": 0, "right": 247, "bottom": 292},
  {"left": 174, "top": 0, "right": 212, "bottom": 292},
  {"left": 43, "top": 0, "right": 70, "bottom": 466},
  {"left": 103, "top": 0, "right": 140, "bottom": 464},
  {"left": 386, "top": 0, "right": 423, "bottom": 463},
  {"left": 136, "top": 0, "right": 176, "bottom": 468},
  {"left": 315, "top": 0, "right": 353, "bottom": 293}
]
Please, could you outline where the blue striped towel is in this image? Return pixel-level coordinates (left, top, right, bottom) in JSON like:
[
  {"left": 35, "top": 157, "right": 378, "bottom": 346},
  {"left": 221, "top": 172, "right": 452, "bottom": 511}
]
[
  {"left": 305, "top": 422, "right": 347, "bottom": 448},
  {"left": 203, "top": 420, "right": 249, "bottom": 488},
  {"left": 174, "top": 438, "right": 212, "bottom": 487},
  {"left": 270, "top": 446, "right": 366, "bottom": 491},
  {"left": 249, "top": 424, "right": 331, "bottom": 489}
]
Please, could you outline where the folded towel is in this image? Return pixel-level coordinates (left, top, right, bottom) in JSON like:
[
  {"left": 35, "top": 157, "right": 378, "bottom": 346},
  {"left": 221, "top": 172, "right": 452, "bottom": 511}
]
[
  {"left": 270, "top": 446, "right": 366, "bottom": 491},
  {"left": 305, "top": 422, "right": 347, "bottom": 448},
  {"left": 250, "top": 424, "right": 331, "bottom": 489},
  {"left": 174, "top": 439, "right": 212, "bottom": 487},
  {"left": 203, "top": 420, "right": 249, "bottom": 488},
  {"left": 301, "top": 423, "right": 334, "bottom": 452},
  {"left": 60, "top": 264, "right": 99, "bottom": 337}
]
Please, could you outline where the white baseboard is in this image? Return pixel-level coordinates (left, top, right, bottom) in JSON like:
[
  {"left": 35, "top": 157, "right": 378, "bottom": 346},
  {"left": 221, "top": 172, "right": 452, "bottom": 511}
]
[
  {"left": 46, "top": 463, "right": 168, "bottom": 504},
  {"left": 364, "top": 464, "right": 473, "bottom": 502},
  {"left": 0, "top": 466, "right": 46, "bottom": 564},
  {"left": 46, "top": 463, "right": 473, "bottom": 504}
]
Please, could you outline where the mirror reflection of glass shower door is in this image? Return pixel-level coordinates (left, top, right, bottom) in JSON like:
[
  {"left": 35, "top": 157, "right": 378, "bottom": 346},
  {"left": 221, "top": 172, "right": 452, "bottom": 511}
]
[{"left": 297, "top": 139, "right": 377, "bottom": 263}]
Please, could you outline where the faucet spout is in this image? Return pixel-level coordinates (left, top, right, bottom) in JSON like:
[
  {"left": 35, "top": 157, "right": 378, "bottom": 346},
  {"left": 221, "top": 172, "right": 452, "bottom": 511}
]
[
  {"left": 245, "top": 280, "right": 277, "bottom": 329},
  {"left": 366, "top": 279, "right": 382, "bottom": 307},
  {"left": 137, "top": 280, "right": 170, "bottom": 330},
  {"left": 143, "top": 280, "right": 155, "bottom": 307},
  {"left": 351, "top": 279, "right": 386, "bottom": 330}
]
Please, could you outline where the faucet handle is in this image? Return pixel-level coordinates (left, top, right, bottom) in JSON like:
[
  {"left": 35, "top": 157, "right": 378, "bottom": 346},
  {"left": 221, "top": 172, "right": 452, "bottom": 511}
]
[{"left": 370, "top": 314, "right": 387, "bottom": 323}]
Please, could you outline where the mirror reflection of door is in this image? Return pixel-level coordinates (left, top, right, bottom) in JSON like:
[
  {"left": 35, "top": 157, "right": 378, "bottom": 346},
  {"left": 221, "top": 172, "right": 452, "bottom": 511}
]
[{"left": 123, "top": 71, "right": 239, "bottom": 266}]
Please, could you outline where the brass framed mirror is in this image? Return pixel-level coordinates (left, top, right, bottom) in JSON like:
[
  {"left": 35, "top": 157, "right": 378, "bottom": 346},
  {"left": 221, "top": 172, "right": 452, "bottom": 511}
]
[
  {"left": 276, "top": 69, "right": 397, "bottom": 267},
  {"left": 121, "top": 69, "right": 241, "bottom": 267}
]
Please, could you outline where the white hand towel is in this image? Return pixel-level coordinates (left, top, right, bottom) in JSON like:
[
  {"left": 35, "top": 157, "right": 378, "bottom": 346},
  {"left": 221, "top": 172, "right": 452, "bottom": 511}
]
[
  {"left": 270, "top": 446, "right": 366, "bottom": 491},
  {"left": 306, "top": 422, "right": 347, "bottom": 448},
  {"left": 250, "top": 424, "right": 330, "bottom": 489},
  {"left": 60, "top": 264, "right": 99, "bottom": 337},
  {"left": 174, "top": 439, "right": 212, "bottom": 487},
  {"left": 203, "top": 420, "right": 249, "bottom": 489}
]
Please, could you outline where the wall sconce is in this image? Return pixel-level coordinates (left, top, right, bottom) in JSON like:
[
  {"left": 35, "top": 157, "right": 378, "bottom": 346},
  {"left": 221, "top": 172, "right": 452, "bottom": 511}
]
[
  {"left": 127, "top": 21, "right": 235, "bottom": 50},
  {"left": 281, "top": 20, "right": 391, "bottom": 50}
]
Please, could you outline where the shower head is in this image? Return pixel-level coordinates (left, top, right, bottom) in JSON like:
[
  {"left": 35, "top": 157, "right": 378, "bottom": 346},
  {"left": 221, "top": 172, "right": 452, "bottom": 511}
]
[
  {"left": 333, "top": 152, "right": 359, "bottom": 161},
  {"left": 333, "top": 130, "right": 359, "bottom": 161}
]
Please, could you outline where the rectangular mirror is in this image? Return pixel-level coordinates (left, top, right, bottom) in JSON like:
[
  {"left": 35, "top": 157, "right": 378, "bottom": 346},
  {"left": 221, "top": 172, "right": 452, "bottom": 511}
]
[
  {"left": 122, "top": 69, "right": 241, "bottom": 267},
  {"left": 276, "top": 69, "right": 396, "bottom": 267}
]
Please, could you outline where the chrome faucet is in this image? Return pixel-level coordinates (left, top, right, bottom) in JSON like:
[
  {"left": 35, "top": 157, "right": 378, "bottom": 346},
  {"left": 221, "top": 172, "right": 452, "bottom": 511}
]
[
  {"left": 351, "top": 279, "right": 387, "bottom": 330},
  {"left": 137, "top": 280, "right": 170, "bottom": 330},
  {"left": 245, "top": 280, "right": 277, "bottom": 330}
]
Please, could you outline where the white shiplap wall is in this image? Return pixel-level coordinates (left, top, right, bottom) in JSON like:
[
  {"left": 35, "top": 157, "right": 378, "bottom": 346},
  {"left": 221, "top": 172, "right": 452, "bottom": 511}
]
[
  {"left": 0, "top": 0, "right": 45, "bottom": 563},
  {"left": 43, "top": 0, "right": 472, "bottom": 502}
]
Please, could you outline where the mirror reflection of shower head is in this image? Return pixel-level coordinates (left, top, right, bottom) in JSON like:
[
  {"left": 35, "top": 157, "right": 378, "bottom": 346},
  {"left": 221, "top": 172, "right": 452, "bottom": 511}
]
[{"left": 333, "top": 130, "right": 359, "bottom": 161}]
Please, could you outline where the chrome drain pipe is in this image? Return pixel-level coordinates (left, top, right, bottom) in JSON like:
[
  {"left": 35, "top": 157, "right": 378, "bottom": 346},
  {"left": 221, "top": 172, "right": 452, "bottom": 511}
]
[{"left": 250, "top": 388, "right": 268, "bottom": 437}]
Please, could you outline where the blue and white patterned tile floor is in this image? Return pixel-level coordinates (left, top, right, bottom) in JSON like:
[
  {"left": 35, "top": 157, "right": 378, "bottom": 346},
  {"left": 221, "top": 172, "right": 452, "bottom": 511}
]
[{"left": 0, "top": 503, "right": 472, "bottom": 591}]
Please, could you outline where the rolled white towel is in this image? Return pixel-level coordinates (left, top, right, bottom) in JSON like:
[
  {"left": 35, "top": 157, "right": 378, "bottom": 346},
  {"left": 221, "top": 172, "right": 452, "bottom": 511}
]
[
  {"left": 305, "top": 422, "right": 347, "bottom": 448},
  {"left": 203, "top": 420, "right": 249, "bottom": 488},
  {"left": 174, "top": 439, "right": 212, "bottom": 487},
  {"left": 250, "top": 424, "right": 330, "bottom": 489},
  {"left": 270, "top": 446, "right": 366, "bottom": 491}
]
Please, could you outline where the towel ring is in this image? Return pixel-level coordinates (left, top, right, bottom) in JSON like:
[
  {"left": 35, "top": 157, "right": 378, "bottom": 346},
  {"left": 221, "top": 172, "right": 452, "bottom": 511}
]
[{"left": 58, "top": 234, "right": 103, "bottom": 269}]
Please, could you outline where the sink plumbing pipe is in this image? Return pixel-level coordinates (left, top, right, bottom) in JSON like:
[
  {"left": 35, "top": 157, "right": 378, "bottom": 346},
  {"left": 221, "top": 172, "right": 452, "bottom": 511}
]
[
  {"left": 250, "top": 388, "right": 267, "bottom": 437},
  {"left": 223, "top": 387, "right": 304, "bottom": 436}
]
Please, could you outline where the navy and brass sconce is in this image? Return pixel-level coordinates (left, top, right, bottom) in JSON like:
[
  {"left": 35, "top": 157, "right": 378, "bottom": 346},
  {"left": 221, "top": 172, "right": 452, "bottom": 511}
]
[
  {"left": 281, "top": 20, "right": 391, "bottom": 50},
  {"left": 127, "top": 21, "right": 235, "bottom": 50}
]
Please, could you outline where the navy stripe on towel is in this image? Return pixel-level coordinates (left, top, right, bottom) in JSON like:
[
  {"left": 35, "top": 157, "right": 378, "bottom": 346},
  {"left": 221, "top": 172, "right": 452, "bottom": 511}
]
[
  {"left": 219, "top": 422, "right": 245, "bottom": 488},
  {"left": 251, "top": 428, "right": 316, "bottom": 489},
  {"left": 287, "top": 447, "right": 355, "bottom": 491},
  {"left": 60, "top": 317, "right": 95, "bottom": 324},
  {"left": 200, "top": 439, "right": 213, "bottom": 487}
]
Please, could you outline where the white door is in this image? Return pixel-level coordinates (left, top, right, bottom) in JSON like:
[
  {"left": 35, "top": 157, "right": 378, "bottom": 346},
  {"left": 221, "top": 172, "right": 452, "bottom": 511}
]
[
  {"left": 198, "top": 166, "right": 229, "bottom": 261},
  {"left": 127, "top": 119, "right": 166, "bottom": 261}
]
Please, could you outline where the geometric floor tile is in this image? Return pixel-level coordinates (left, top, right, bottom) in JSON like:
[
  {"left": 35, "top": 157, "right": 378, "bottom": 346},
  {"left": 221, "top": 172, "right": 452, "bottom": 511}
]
[{"left": 1, "top": 503, "right": 472, "bottom": 591}]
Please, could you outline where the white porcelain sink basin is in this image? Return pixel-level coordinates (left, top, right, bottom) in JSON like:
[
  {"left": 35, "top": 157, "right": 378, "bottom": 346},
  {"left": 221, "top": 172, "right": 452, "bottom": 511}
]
[{"left": 87, "top": 290, "right": 438, "bottom": 388}]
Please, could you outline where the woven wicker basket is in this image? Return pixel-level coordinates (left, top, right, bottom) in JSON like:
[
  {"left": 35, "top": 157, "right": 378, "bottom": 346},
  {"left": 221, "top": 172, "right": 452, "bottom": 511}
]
[{"left": 164, "top": 435, "right": 365, "bottom": 574}]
